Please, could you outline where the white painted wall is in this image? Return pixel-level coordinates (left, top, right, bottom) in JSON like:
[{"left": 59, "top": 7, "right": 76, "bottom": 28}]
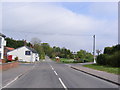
[
  {"left": 0, "top": 36, "right": 6, "bottom": 59},
  {"left": 7, "top": 46, "right": 39, "bottom": 62}
]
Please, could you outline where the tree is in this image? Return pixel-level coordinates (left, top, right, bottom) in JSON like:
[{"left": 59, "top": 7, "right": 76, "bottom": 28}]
[
  {"left": 30, "top": 37, "right": 41, "bottom": 46},
  {"left": 77, "top": 50, "right": 93, "bottom": 62},
  {"left": 97, "top": 44, "right": 120, "bottom": 67},
  {"left": 41, "top": 43, "right": 51, "bottom": 55},
  {"left": 33, "top": 44, "right": 45, "bottom": 59},
  {"left": 104, "top": 47, "right": 113, "bottom": 54},
  {"left": 5, "top": 37, "right": 24, "bottom": 48},
  {"left": 30, "top": 38, "right": 45, "bottom": 59}
]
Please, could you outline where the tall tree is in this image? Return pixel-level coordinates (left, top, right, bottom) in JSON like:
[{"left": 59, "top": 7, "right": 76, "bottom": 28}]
[{"left": 31, "top": 37, "right": 41, "bottom": 46}]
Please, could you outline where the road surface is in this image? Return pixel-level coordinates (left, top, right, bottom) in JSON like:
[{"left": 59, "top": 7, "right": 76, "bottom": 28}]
[{"left": 2, "top": 57, "right": 119, "bottom": 89}]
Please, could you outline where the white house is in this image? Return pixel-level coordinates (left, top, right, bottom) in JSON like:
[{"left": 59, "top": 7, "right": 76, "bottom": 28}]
[
  {"left": 0, "top": 33, "right": 6, "bottom": 60},
  {"left": 7, "top": 46, "right": 39, "bottom": 62}
]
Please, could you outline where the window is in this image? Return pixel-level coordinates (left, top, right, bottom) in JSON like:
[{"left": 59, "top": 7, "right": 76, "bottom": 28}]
[
  {"left": 25, "top": 51, "right": 31, "bottom": 55},
  {"left": 0, "top": 38, "right": 2, "bottom": 48}
]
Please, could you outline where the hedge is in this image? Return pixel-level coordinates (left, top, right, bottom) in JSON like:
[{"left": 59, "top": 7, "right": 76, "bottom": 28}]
[{"left": 96, "top": 51, "right": 120, "bottom": 67}]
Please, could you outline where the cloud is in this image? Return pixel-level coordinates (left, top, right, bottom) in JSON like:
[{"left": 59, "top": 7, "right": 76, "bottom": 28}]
[{"left": 3, "top": 2, "right": 118, "bottom": 52}]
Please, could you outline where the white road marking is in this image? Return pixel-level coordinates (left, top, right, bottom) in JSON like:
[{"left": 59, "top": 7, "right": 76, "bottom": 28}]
[
  {"left": 49, "top": 64, "right": 67, "bottom": 90},
  {"left": 58, "top": 78, "right": 67, "bottom": 90},
  {"left": 50, "top": 65, "right": 54, "bottom": 70},
  {"left": 50, "top": 65, "right": 52, "bottom": 68},
  {"left": 2, "top": 75, "right": 19, "bottom": 88},
  {"left": 2, "top": 63, "right": 36, "bottom": 89},
  {"left": 54, "top": 71, "right": 58, "bottom": 76},
  {"left": 52, "top": 67, "right": 54, "bottom": 70}
]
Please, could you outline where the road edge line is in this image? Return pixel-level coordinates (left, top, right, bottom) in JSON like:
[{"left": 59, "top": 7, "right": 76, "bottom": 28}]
[
  {"left": 71, "top": 66, "right": 120, "bottom": 86},
  {"left": 1, "top": 63, "right": 36, "bottom": 89}
]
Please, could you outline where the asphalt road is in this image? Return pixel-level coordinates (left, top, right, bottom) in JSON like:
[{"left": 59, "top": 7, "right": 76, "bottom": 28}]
[{"left": 3, "top": 57, "right": 119, "bottom": 89}]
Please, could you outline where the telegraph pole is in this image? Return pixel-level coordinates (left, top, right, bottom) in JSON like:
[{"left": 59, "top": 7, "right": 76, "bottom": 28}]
[{"left": 93, "top": 35, "right": 96, "bottom": 63}]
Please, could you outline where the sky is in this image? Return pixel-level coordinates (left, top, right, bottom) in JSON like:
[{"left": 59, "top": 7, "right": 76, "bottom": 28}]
[{"left": 1, "top": 1, "right": 118, "bottom": 53}]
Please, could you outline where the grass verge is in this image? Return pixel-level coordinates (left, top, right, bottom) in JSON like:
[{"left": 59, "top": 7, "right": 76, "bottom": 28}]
[
  {"left": 52, "top": 58, "right": 84, "bottom": 63},
  {"left": 83, "top": 64, "right": 120, "bottom": 75}
]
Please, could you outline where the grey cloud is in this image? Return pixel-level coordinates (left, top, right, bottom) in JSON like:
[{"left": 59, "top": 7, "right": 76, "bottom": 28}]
[{"left": 2, "top": 2, "right": 118, "bottom": 52}]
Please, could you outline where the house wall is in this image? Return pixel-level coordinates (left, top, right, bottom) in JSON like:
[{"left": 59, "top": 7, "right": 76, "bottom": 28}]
[
  {"left": 7, "top": 46, "right": 32, "bottom": 62},
  {"left": 36, "top": 53, "right": 39, "bottom": 61},
  {"left": 31, "top": 53, "right": 39, "bottom": 62},
  {"left": 7, "top": 46, "right": 39, "bottom": 62},
  {"left": 0, "top": 36, "right": 6, "bottom": 59},
  {"left": 32, "top": 53, "right": 35, "bottom": 62}
]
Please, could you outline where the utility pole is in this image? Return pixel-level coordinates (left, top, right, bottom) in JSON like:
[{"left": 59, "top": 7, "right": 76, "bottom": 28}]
[{"left": 93, "top": 35, "right": 96, "bottom": 63}]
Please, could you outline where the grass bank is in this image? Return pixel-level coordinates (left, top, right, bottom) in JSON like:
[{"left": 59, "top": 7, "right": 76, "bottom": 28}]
[{"left": 83, "top": 64, "right": 120, "bottom": 75}]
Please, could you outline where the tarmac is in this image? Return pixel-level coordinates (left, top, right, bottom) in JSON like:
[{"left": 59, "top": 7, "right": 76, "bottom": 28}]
[
  {"left": 2, "top": 63, "right": 35, "bottom": 87},
  {"left": 1, "top": 61, "right": 120, "bottom": 88},
  {"left": 69, "top": 63, "right": 120, "bottom": 86}
]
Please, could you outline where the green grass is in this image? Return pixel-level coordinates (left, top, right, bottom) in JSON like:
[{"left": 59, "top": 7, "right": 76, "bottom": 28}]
[
  {"left": 60, "top": 58, "right": 74, "bottom": 63},
  {"left": 83, "top": 64, "right": 120, "bottom": 75},
  {"left": 52, "top": 58, "right": 83, "bottom": 63}
]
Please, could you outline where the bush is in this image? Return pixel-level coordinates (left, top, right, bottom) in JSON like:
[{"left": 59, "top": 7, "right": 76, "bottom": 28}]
[
  {"left": 14, "top": 57, "right": 18, "bottom": 61},
  {"left": 96, "top": 54, "right": 107, "bottom": 65},
  {"left": 96, "top": 51, "right": 120, "bottom": 67},
  {"left": 108, "top": 51, "right": 120, "bottom": 67}
]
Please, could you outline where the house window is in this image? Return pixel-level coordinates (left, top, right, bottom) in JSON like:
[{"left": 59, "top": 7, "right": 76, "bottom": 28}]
[
  {"left": 0, "top": 38, "right": 2, "bottom": 48},
  {"left": 25, "top": 51, "right": 31, "bottom": 55}
]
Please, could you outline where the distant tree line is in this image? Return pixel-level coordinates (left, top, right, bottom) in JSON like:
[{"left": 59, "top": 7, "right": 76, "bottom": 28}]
[
  {"left": 5, "top": 37, "right": 93, "bottom": 61},
  {"left": 96, "top": 44, "right": 120, "bottom": 67},
  {"left": 36, "top": 43, "right": 93, "bottom": 62}
]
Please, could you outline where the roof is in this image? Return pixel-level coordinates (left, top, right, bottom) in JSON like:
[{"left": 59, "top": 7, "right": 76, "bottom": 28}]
[
  {"left": 7, "top": 46, "right": 38, "bottom": 53},
  {"left": 0, "top": 33, "right": 6, "bottom": 37},
  {"left": 5, "top": 47, "right": 15, "bottom": 51},
  {"left": 25, "top": 46, "right": 37, "bottom": 53}
]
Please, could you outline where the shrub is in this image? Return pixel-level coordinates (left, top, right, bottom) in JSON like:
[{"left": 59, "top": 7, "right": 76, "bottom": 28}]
[
  {"left": 14, "top": 57, "right": 18, "bottom": 61},
  {"left": 96, "top": 51, "right": 120, "bottom": 67},
  {"left": 96, "top": 54, "right": 107, "bottom": 65},
  {"left": 108, "top": 51, "right": 120, "bottom": 67}
]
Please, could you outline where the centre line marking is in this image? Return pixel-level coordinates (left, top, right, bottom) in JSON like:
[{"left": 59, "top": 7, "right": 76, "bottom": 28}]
[
  {"left": 50, "top": 65, "right": 53, "bottom": 68},
  {"left": 49, "top": 64, "right": 54, "bottom": 70},
  {"left": 58, "top": 78, "right": 67, "bottom": 90},
  {"left": 52, "top": 67, "right": 54, "bottom": 70},
  {"left": 54, "top": 71, "right": 58, "bottom": 76}
]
